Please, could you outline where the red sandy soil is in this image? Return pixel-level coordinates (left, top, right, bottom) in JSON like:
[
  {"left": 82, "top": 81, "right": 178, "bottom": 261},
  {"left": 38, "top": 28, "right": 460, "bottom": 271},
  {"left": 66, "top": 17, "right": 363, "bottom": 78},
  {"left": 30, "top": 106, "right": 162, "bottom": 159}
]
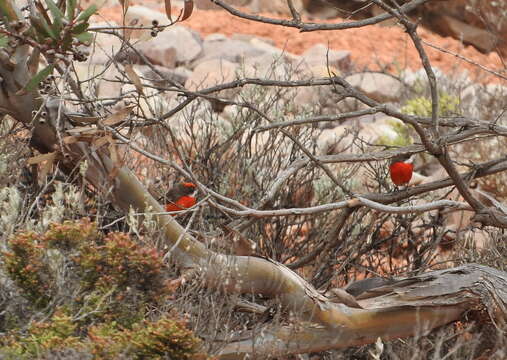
[{"left": 97, "top": 1, "right": 506, "bottom": 83}]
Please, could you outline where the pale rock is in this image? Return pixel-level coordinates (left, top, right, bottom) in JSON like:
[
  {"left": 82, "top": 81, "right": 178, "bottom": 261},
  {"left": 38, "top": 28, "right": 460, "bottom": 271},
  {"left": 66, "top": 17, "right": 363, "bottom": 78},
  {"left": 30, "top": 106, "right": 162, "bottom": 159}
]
[
  {"left": 249, "top": 0, "right": 305, "bottom": 15},
  {"left": 249, "top": 38, "right": 300, "bottom": 64},
  {"left": 72, "top": 64, "right": 122, "bottom": 100},
  {"left": 241, "top": 54, "right": 296, "bottom": 80},
  {"left": 461, "top": 83, "right": 507, "bottom": 119},
  {"left": 242, "top": 53, "right": 291, "bottom": 74},
  {"left": 124, "top": 5, "right": 171, "bottom": 40},
  {"left": 193, "top": 38, "right": 265, "bottom": 68},
  {"left": 186, "top": 59, "right": 238, "bottom": 90},
  {"left": 460, "top": 84, "right": 480, "bottom": 117},
  {"left": 317, "top": 125, "right": 352, "bottom": 155},
  {"left": 301, "top": 65, "right": 340, "bottom": 78},
  {"left": 361, "top": 119, "right": 400, "bottom": 144},
  {"left": 122, "top": 77, "right": 171, "bottom": 118},
  {"left": 138, "top": 25, "right": 203, "bottom": 66},
  {"left": 337, "top": 97, "right": 369, "bottom": 113},
  {"left": 433, "top": 15, "right": 497, "bottom": 54},
  {"left": 399, "top": 67, "right": 446, "bottom": 88},
  {"left": 485, "top": 83, "right": 507, "bottom": 96},
  {"left": 186, "top": 59, "right": 240, "bottom": 111},
  {"left": 292, "top": 84, "right": 367, "bottom": 118},
  {"left": 204, "top": 33, "right": 228, "bottom": 42},
  {"left": 167, "top": 109, "right": 234, "bottom": 149},
  {"left": 301, "top": 43, "right": 351, "bottom": 72},
  {"left": 194, "top": 0, "right": 251, "bottom": 11},
  {"left": 317, "top": 116, "right": 404, "bottom": 155},
  {"left": 231, "top": 33, "right": 275, "bottom": 46},
  {"left": 88, "top": 22, "right": 123, "bottom": 64},
  {"left": 345, "top": 72, "right": 403, "bottom": 103},
  {"left": 137, "top": 65, "right": 192, "bottom": 87},
  {"left": 222, "top": 104, "right": 249, "bottom": 123},
  {"left": 140, "top": 44, "right": 177, "bottom": 68}
]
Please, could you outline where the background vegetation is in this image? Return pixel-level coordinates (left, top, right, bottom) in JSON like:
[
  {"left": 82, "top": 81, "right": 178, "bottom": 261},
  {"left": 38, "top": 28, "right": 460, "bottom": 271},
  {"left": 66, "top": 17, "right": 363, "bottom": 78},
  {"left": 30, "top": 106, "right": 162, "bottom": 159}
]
[{"left": 0, "top": 0, "right": 506, "bottom": 358}]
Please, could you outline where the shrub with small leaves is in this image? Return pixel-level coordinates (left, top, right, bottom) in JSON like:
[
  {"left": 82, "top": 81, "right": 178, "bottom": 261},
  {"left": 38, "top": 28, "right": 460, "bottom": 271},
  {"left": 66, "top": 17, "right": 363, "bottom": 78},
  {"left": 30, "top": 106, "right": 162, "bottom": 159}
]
[
  {"left": 74, "top": 231, "right": 164, "bottom": 295},
  {"left": 401, "top": 93, "right": 460, "bottom": 117},
  {"left": 88, "top": 316, "right": 201, "bottom": 359},
  {"left": 123, "top": 317, "right": 201, "bottom": 359},
  {"left": 377, "top": 118, "right": 414, "bottom": 147},
  {"left": 43, "top": 217, "right": 99, "bottom": 251},
  {"left": 1, "top": 309, "right": 82, "bottom": 358},
  {"left": 3, "top": 232, "right": 53, "bottom": 308},
  {"left": 0, "top": 219, "right": 203, "bottom": 359},
  {"left": 1, "top": 311, "right": 202, "bottom": 359}
]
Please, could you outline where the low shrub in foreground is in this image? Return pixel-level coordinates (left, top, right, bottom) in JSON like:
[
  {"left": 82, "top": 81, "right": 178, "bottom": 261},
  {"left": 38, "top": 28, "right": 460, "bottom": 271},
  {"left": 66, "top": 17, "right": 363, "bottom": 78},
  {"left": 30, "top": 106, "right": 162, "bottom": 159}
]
[{"left": 0, "top": 218, "right": 202, "bottom": 359}]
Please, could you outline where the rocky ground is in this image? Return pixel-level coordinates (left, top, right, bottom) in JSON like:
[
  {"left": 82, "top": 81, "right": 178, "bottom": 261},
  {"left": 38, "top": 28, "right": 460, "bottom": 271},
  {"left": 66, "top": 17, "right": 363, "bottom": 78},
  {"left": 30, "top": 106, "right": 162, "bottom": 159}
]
[{"left": 95, "top": 0, "right": 505, "bottom": 83}]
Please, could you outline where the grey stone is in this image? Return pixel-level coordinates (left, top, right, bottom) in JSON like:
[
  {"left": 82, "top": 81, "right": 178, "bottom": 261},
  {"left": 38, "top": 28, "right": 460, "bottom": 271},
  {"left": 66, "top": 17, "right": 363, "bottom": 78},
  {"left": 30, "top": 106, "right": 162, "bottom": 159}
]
[
  {"left": 204, "top": 33, "right": 228, "bottom": 42},
  {"left": 88, "top": 22, "right": 123, "bottom": 64},
  {"left": 439, "top": 15, "right": 497, "bottom": 53},
  {"left": 138, "top": 25, "right": 203, "bottom": 66},
  {"left": 345, "top": 72, "right": 403, "bottom": 103},
  {"left": 186, "top": 59, "right": 240, "bottom": 112},
  {"left": 249, "top": 0, "right": 304, "bottom": 15},
  {"left": 231, "top": 33, "right": 275, "bottom": 46},
  {"left": 138, "top": 65, "right": 192, "bottom": 87},
  {"left": 301, "top": 43, "right": 351, "bottom": 72},
  {"left": 193, "top": 38, "right": 265, "bottom": 68},
  {"left": 249, "top": 38, "right": 300, "bottom": 64},
  {"left": 194, "top": 0, "right": 251, "bottom": 10},
  {"left": 317, "top": 116, "right": 407, "bottom": 155},
  {"left": 124, "top": 5, "right": 171, "bottom": 41}
]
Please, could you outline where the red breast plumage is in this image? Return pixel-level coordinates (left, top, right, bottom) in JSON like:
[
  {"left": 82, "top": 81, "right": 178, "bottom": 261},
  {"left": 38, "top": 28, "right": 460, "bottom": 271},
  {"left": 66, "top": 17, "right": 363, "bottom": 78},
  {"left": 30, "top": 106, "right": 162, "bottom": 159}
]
[
  {"left": 165, "top": 182, "right": 197, "bottom": 214},
  {"left": 389, "top": 155, "right": 414, "bottom": 186}
]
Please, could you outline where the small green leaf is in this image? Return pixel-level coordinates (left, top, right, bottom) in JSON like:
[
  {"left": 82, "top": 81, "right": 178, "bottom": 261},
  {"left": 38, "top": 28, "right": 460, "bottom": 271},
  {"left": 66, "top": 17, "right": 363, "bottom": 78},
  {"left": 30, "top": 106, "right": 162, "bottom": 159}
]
[
  {"left": 24, "top": 64, "right": 54, "bottom": 92},
  {"left": 29, "top": 15, "right": 52, "bottom": 39},
  {"left": 0, "top": 34, "right": 8, "bottom": 48},
  {"left": 75, "top": 31, "right": 93, "bottom": 45},
  {"left": 76, "top": 4, "right": 97, "bottom": 22},
  {"left": 39, "top": 15, "right": 57, "bottom": 39},
  {"left": 66, "top": 0, "right": 76, "bottom": 20},
  {"left": 46, "top": 0, "right": 64, "bottom": 33},
  {"left": 71, "top": 22, "right": 89, "bottom": 34},
  {"left": 62, "top": 32, "right": 72, "bottom": 50}
]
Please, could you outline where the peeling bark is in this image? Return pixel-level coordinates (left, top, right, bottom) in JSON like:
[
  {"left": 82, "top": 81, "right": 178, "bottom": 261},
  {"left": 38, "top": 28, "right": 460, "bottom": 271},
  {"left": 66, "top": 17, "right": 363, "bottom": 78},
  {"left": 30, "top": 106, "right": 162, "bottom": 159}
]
[{"left": 218, "top": 264, "right": 507, "bottom": 358}]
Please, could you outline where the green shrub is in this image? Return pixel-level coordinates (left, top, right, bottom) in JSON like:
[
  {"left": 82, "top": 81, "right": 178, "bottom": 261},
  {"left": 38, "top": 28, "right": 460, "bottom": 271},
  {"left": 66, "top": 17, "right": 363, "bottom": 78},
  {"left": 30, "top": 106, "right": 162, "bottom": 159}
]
[
  {"left": 1, "top": 310, "right": 81, "bottom": 358},
  {"left": 376, "top": 118, "right": 414, "bottom": 147},
  {"left": 3, "top": 232, "right": 53, "bottom": 308},
  {"left": 43, "top": 218, "right": 99, "bottom": 251},
  {"left": 1, "top": 310, "right": 201, "bottom": 360},
  {"left": 89, "top": 316, "right": 201, "bottom": 359},
  {"left": 401, "top": 93, "right": 460, "bottom": 117},
  {"left": 74, "top": 231, "right": 163, "bottom": 294},
  {"left": 0, "top": 219, "right": 202, "bottom": 359}
]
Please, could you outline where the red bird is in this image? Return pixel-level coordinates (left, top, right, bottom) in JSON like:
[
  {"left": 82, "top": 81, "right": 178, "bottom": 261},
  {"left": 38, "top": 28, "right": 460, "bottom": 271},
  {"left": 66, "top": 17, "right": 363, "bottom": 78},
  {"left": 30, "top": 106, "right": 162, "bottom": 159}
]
[
  {"left": 165, "top": 182, "right": 197, "bottom": 214},
  {"left": 389, "top": 155, "right": 414, "bottom": 186}
]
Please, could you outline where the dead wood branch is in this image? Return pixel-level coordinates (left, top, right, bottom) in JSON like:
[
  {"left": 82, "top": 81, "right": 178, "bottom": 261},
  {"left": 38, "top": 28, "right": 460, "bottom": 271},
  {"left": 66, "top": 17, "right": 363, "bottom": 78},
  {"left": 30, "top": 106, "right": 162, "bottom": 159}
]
[{"left": 218, "top": 264, "right": 507, "bottom": 358}]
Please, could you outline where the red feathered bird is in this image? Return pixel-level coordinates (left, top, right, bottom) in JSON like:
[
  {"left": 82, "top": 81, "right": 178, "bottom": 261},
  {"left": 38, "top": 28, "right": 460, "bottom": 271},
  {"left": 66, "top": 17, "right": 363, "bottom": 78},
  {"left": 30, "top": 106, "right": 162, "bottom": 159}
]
[
  {"left": 165, "top": 182, "right": 197, "bottom": 214},
  {"left": 389, "top": 154, "right": 414, "bottom": 186}
]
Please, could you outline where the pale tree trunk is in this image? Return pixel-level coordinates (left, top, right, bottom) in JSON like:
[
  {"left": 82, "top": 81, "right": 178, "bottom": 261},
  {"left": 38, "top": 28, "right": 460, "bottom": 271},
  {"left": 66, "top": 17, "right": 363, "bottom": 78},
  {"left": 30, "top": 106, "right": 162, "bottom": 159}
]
[{"left": 219, "top": 264, "right": 507, "bottom": 358}]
